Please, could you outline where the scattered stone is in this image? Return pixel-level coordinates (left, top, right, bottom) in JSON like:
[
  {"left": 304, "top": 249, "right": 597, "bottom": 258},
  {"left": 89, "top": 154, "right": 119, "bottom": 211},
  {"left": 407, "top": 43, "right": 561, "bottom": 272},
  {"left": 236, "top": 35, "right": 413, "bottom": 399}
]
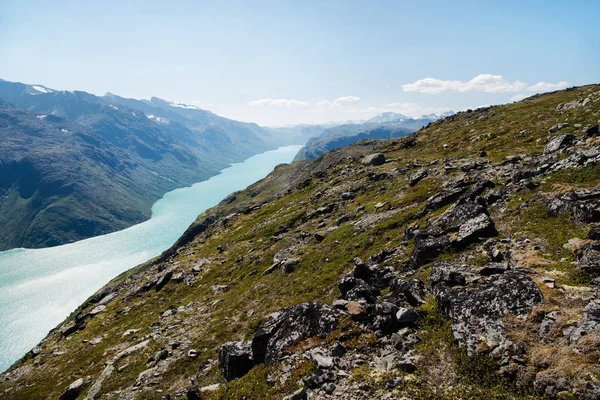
[
  {"left": 429, "top": 261, "right": 466, "bottom": 287},
  {"left": 548, "top": 123, "right": 570, "bottom": 134},
  {"left": 122, "top": 329, "right": 140, "bottom": 338},
  {"left": 210, "top": 285, "right": 230, "bottom": 294},
  {"left": 303, "top": 369, "right": 336, "bottom": 389},
  {"left": 187, "top": 349, "right": 198, "bottom": 358},
  {"left": 218, "top": 341, "right": 254, "bottom": 381}
]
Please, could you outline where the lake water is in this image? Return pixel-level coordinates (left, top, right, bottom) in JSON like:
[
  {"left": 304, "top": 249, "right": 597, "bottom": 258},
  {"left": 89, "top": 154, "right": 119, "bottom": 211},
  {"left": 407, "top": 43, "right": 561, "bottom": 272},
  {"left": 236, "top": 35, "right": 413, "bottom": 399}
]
[{"left": 0, "top": 145, "right": 302, "bottom": 372}]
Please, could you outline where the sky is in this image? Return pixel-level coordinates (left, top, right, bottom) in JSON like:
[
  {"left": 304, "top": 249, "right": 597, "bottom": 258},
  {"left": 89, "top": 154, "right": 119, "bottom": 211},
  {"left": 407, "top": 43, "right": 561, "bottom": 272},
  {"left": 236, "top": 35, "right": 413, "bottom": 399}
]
[{"left": 0, "top": 0, "right": 599, "bottom": 126}]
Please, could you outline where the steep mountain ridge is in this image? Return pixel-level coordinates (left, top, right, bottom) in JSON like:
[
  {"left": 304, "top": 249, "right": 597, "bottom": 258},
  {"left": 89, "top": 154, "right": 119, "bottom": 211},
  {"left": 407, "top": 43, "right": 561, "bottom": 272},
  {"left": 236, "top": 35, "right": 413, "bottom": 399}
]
[
  {"left": 0, "top": 80, "right": 280, "bottom": 250},
  {"left": 1, "top": 85, "right": 600, "bottom": 399}
]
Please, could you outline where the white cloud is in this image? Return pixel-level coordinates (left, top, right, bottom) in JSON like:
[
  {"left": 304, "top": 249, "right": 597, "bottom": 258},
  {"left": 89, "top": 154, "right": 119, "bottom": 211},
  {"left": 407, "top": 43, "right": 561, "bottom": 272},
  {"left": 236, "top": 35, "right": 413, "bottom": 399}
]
[
  {"left": 249, "top": 98, "right": 309, "bottom": 107},
  {"left": 402, "top": 74, "right": 568, "bottom": 94},
  {"left": 526, "top": 81, "right": 569, "bottom": 92},
  {"left": 316, "top": 95, "right": 361, "bottom": 108}
]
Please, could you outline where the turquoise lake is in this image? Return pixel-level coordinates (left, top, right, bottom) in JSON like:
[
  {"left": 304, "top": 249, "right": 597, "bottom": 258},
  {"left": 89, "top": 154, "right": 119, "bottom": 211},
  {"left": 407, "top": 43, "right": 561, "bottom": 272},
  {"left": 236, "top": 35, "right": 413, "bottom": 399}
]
[{"left": 0, "top": 145, "right": 302, "bottom": 372}]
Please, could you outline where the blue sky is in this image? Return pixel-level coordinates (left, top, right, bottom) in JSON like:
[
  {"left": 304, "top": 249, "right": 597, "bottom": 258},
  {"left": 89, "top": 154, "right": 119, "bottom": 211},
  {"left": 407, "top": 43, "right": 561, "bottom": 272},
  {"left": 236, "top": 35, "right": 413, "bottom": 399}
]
[{"left": 0, "top": 0, "right": 598, "bottom": 125}]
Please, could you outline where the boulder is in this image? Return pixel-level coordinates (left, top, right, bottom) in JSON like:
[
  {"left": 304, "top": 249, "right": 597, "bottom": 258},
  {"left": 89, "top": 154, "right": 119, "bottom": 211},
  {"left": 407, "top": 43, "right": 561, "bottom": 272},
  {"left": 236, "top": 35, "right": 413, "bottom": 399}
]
[
  {"left": 303, "top": 369, "right": 336, "bottom": 389},
  {"left": 252, "top": 301, "right": 341, "bottom": 365},
  {"left": 577, "top": 243, "right": 600, "bottom": 275},
  {"left": 437, "top": 271, "right": 543, "bottom": 354},
  {"left": 362, "top": 153, "right": 386, "bottom": 166},
  {"left": 59, "top": 377, "right": 85, "bottom": 400},
  {"left": 544, "top": 134, "right": 576, "bottom": 154},
  {"left": 218, "top": 341, "right": 254, "bottom": 381}
]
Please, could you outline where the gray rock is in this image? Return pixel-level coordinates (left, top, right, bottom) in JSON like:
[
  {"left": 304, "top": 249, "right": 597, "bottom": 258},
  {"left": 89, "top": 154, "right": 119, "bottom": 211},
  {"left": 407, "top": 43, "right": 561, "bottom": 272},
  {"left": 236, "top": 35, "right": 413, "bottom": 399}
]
[
  {"left": 252, "top": 301, "right": 341, "bottom": 365},
  {"left": 544, "top": 133, "right": 576, "bottom": 154},
  {"left": 218, "top": 341, "right": 254, "bottom": 381},
  {"left": 210, "top": 285, "right": 230, "bottom": 294},
  {"left": 479, "top": 262, "right": 509, "bottom": 276},
  {"left": 362, "top": 153, "right": 386, "bottom": 166},
  {"left": 303, "top": 369, "right": 336, "bottom": 388}
]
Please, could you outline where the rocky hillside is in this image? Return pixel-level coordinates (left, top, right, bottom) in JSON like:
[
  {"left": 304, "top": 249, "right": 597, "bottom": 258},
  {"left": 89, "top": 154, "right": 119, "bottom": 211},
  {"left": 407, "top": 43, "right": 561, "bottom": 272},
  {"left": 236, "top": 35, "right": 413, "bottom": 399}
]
[
  {"left": 0, "top": 80, "right": 279, "bottom": 250},
  {"left": 1, "top": 84, "right": 600, "bottom": 400}
]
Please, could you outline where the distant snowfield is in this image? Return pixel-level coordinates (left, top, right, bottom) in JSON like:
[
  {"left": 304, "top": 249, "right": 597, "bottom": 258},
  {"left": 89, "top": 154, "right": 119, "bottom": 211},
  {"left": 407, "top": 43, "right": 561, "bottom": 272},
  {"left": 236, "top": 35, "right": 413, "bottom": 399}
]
[
  {"left": 0, "top": 145, "right": 302, "bottom": 372},
  {"left": 31, "top": 85, "right": 52, "bottom": 94}
]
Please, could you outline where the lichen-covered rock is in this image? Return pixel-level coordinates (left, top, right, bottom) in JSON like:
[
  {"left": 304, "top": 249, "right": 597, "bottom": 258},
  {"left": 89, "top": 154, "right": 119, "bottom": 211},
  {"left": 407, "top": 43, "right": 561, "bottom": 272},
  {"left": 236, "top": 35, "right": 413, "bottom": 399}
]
[
  {"left": 577, "top": 242, "right": 600, "bottom": 275},
  {"left": 218, "top": 341, "right": 254, "bottom": 381},
  {"left": 390, "top": 278, "right": 427, "bottom": 307},
  {"left": 436, "top": 271, "right": 543, "bottom": 354},
  {"left": 252, "top": 301, "right": 341, "bottom": 365}
]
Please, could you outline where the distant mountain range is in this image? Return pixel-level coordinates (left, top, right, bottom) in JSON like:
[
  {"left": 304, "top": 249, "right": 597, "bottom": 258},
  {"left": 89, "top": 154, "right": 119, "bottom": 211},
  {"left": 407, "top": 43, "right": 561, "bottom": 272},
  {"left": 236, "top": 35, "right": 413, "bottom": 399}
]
[
  {"left": 294, "top": 111, "right": 454, "bottom": 161},
  {"left": 0, "top": 79, "right": 291, "bottom": 250}
]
